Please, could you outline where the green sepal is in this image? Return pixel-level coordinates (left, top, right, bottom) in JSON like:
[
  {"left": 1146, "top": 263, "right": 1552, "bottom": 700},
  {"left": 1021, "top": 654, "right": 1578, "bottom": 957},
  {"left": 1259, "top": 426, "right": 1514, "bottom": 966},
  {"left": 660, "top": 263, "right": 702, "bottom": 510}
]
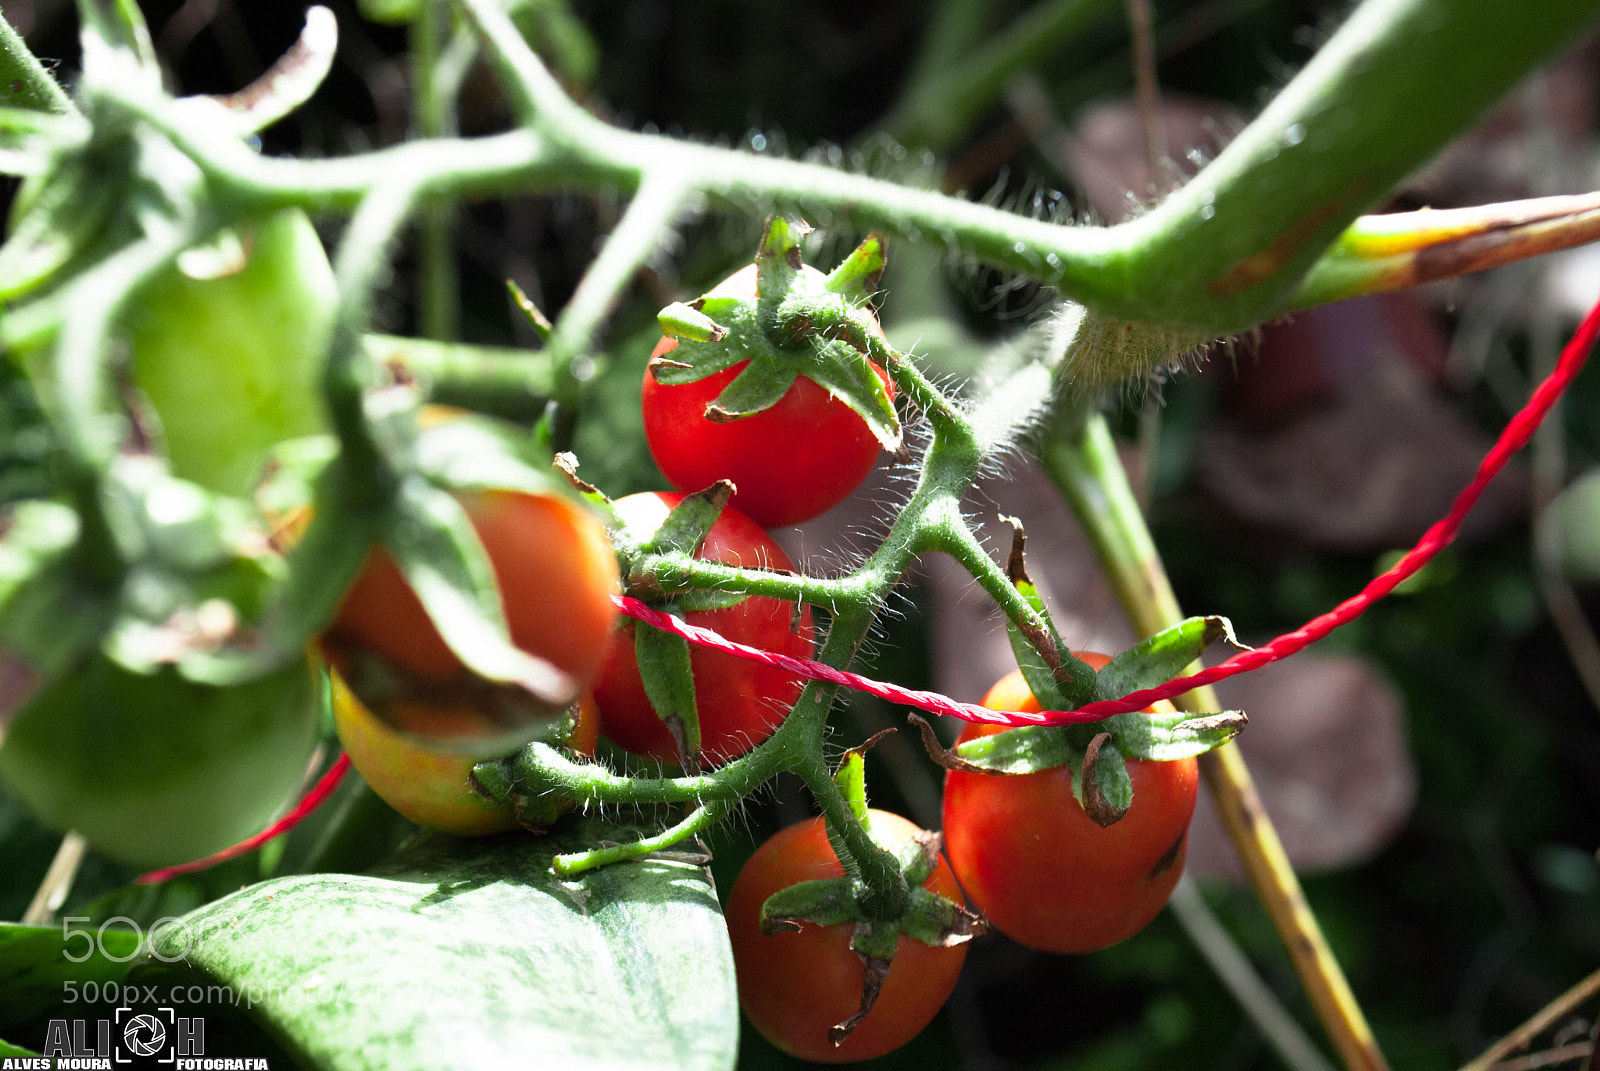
[
  {"left": 824, "top": 233, "right": 887, "bottom": 303},
  {"left": 785, "top": 331, "right": 900, "bottom": 452},
  {"left": 755, "top": 217, "right": 807, "bottom": 316},
  {"left": 1095, "top": 616, "right": 1238, "bottom": 701},
  {"left": 384, "top": 480, "right": 578, "bottom": 747},
  {"left": 663, "top": 586, "right": 750, "bottom": 613},
  {"left": 834, "top": 751, "right": 871, "bottom": 827},
  {"left": 899, "top": 886, "right": 986, "bottom": 948},
  {"left": 848, "top": 918, "right": 900, "bottom": 962},
  {"left": 634, "top": 621, "right": 701, "bottom": 760},
  {"left": 759, "top": 876, "right": 858, "bottom": 932},
  {"left": 1003, "top": 567, "right": 1097, "bottom": 710},
  {"left": 648, "top": 482, "right": 731, "bottom": 556},
  {"left": 657, "top": 301, "right": 727, "bottom": 344},
  {"left": 1103, "top": 708, "right": 1248, "bottom": 762},
  {"left": 645, "top": 296, "right": 767, "bottom": 386},
  {"left": 953, "top": 724, "right": 1076, "bottom": 774},
  {"left": 1083, "top": 738, "right": 1133, "bottom": 822},
  {"left": 952, "top": 707, "right": 1247, "bottom": 774},
  {"left": 702, "top": 362, "right": 798, "bottom": 422}
]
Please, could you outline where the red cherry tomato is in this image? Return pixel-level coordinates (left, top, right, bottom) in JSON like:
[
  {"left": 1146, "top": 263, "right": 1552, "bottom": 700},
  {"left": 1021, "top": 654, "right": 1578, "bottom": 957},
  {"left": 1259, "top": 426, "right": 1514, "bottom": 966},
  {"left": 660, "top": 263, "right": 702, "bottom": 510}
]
[
  {"left": 331, "top": 672, "right": 599, "bottom": 835},
  {"left": 941, "top": 655, "right": 1199, "bottom": 954},
  {"left": 592, "top": 492, "right": 814, "bottom": 764},
  {"left": 642, "top": 265, "right": 893, "bottom": 528},
  {"left": 328, "top": 488, "right": 619, "bottom": 720},
  {"left": 725, "top": 810, "right": 967, "bottom": 1063}
]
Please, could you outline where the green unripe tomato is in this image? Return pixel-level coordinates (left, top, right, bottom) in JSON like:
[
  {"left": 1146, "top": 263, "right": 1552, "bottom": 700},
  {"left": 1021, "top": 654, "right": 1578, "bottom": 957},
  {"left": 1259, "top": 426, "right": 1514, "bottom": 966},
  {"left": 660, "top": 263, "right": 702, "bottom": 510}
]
[
  {"left": 0, "top": 653, "right": 323, "bottom": 869},
  {"left": 125, "top": 209, "right": 336, "bottom": 498}
]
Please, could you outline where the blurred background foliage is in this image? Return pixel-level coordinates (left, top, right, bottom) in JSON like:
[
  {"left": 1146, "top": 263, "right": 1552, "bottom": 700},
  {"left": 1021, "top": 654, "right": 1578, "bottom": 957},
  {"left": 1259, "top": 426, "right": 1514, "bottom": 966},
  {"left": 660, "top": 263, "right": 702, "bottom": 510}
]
[{"left": 2, "top": 0, "right": 1599, "bottom": 1067}]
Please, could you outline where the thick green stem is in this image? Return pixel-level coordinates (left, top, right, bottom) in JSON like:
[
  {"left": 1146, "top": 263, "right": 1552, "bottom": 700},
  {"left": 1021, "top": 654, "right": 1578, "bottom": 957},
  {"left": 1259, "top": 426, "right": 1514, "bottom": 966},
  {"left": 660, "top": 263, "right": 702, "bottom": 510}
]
[{"left": 1042, "top": 410, "right": 1390, "bottom": 1071}]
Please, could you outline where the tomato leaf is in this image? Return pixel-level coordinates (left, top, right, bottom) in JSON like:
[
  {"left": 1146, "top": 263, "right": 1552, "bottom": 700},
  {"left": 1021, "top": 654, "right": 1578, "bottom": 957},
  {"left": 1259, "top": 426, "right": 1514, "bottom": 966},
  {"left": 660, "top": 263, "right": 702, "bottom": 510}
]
[
  {"left": 0, "top": 499, "right": 107, "bottom": 682},
  {"left": 411, "top": 413, "right": 557, "bottom": 497},
  {"left": 131, "top": 823, "right": 739, "bottom": 1071},
  {"left": 1095, "top": 616, "right": 1240, "bottom": 701},
  {"left": 384, "top": 480, "right": 578, "bottom": 726},
  {"left": 0, "top": 923, "right": 140, "bottom": 1034}
]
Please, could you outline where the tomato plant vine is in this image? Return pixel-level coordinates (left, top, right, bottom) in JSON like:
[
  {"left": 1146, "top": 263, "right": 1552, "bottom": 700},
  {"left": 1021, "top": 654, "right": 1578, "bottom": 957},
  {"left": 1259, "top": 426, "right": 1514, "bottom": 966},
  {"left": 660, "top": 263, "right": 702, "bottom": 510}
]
[{"left": 2, "top": 0, "right": 1599, "bottom": 1067}]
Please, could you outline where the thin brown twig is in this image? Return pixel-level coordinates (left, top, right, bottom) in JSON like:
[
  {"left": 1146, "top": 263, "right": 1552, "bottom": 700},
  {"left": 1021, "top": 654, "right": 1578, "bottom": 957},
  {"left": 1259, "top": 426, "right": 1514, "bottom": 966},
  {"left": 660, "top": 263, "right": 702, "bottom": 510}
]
[
  {"left": 1460, "top": 968, "right": 1600, "bottom": 1071},
  {"left": 1124, "top": 0, "right": 1166, "bottom": 195},
  {"left": 1489, "top": 1041, "right": 1594, "bottom": 1071}
]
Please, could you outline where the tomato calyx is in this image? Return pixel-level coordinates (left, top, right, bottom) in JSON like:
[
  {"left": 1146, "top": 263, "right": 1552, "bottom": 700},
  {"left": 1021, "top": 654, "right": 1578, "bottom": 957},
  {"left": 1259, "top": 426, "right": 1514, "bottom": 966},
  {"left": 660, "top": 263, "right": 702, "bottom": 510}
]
[
  {"left": 756, "top": 821, "right": 985, "bottom": 1046},
  {"left": 913, "top": 624, "right": 1250, "bottom": 826},
  {"left": 650, "top": 218, "right": 901, "bottom": 454}
]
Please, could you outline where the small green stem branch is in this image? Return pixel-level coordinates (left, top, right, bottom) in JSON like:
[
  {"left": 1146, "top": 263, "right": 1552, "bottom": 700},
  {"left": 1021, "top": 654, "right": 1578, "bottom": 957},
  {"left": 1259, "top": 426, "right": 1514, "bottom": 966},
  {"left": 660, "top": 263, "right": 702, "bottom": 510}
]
[
  {"left": 543, "top": 172, "right": 691, "bottom": 402},
  {"left": 884, "top": 0, "right": 1122, "bottom": 152},
  {"left": 414, "top": 0, "right": 460, "bottom": 342},
  {"left": 553, "top": 800, "right": 732, "bottom": 876},
  {"left": 1041, "top": 411, "right": 1390, "bottom": 1071}
]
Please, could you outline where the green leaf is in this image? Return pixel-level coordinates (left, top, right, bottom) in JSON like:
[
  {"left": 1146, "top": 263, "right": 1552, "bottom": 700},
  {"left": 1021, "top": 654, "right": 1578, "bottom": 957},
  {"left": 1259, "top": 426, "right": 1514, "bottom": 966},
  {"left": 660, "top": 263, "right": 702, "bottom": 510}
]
[
  {"left": 134, "top": 822, "right": 739, "bottom": 1071},
  {"left": 385, "top": 479, "right": 578, "bottom": 736},
  {"left": 411, "top": 412, "right": 556, "bottom": 497},
  {"left": 635, "top": 622, "right": 700, "bottom": 759},
  {"left": 0, "top": 1038, "right": 41, "bottom": 1058},
  {"left": 0, "top": 923, "right": 139, "bottom": 1034},
  {"left": 1096, "top": 616, "right": 1235, "bottom": 701}
]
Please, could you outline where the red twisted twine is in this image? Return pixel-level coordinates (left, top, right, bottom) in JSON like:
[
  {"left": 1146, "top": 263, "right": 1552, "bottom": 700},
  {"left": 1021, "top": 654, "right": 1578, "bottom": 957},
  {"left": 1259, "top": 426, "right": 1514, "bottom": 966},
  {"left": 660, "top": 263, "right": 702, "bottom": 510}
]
[
  {"left": 617, "top": 291, "right": 1600, "bottom": 724},
  {"left": 135, "top": 753, "right": 352, "bottom": 885},
  {"left": 136, "top": 291, "right": 1600, "bottom": 884}
]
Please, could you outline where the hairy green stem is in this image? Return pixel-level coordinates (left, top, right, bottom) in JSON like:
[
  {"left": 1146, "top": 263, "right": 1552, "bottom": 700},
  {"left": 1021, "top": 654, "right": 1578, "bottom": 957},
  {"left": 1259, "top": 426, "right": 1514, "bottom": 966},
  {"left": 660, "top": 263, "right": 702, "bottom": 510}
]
[
  {"left": 553, "top": 800, "right": 731, "bottom": 876},
  {"left": 543, "top": 172, "right": 690, "bottom": 404},
  {"left": 414, "top": 0, "right": 460, "bottom": 342},
  {"left": 0, "top": 10, "right": 74, "bottom": 115}
]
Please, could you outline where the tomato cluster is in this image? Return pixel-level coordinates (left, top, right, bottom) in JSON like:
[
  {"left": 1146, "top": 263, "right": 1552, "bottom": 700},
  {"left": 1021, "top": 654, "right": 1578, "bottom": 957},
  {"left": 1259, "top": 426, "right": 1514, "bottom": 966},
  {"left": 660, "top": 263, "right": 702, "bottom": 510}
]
[{"left": 725, "top": 653, "right": 1199, "bottom": 1059}]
